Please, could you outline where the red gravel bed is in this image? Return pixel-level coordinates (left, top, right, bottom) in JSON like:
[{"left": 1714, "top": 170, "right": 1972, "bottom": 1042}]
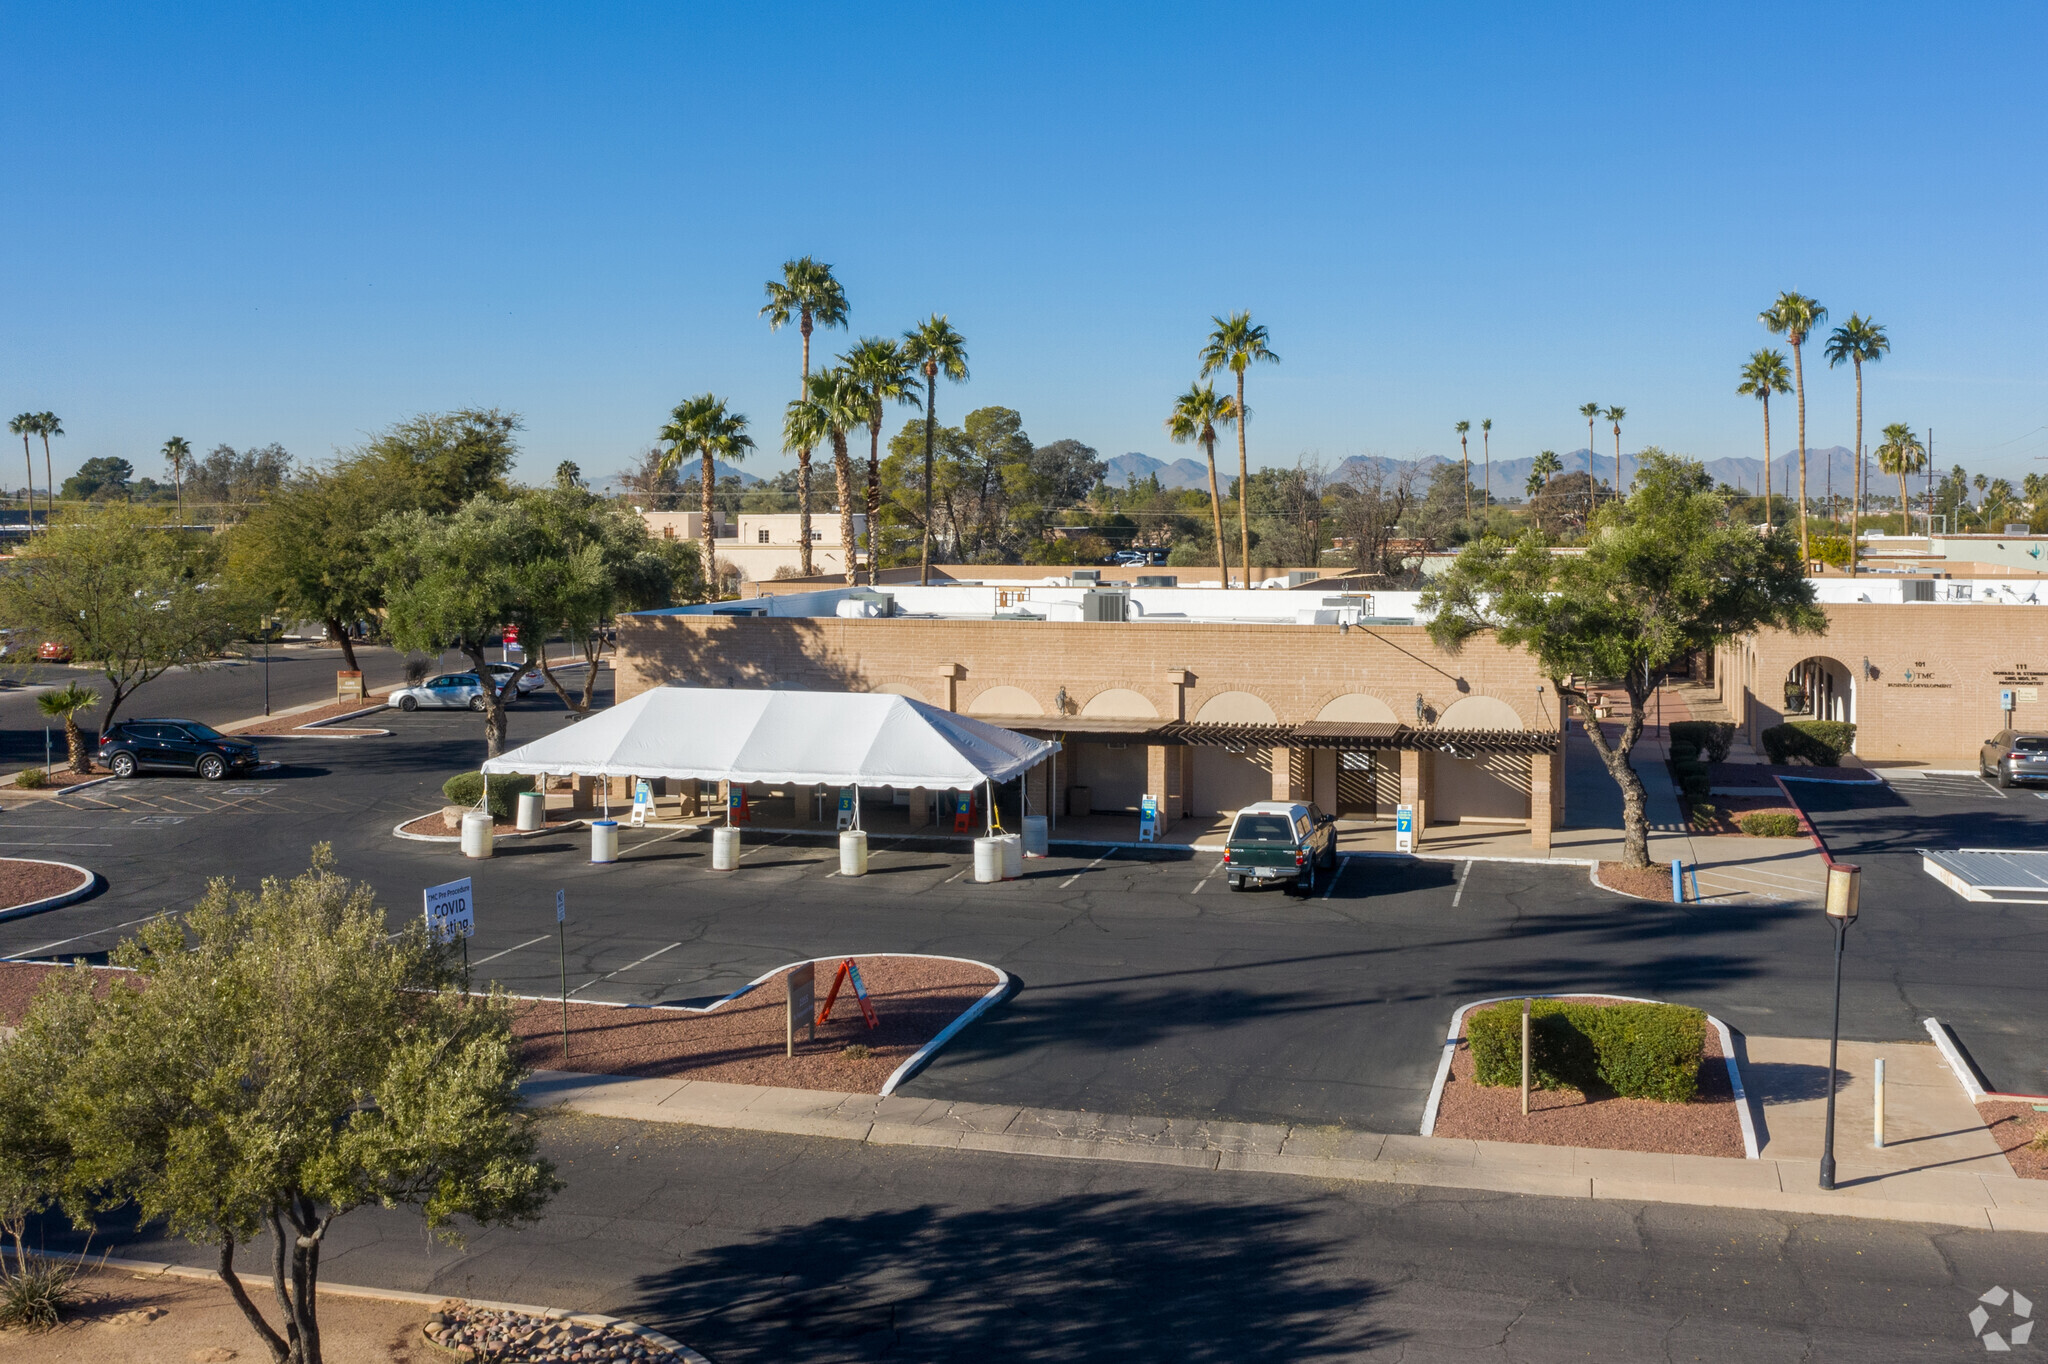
[
  {"left": 0, "top": 858, "right": 92, "bottom": 910},
  {"left": 1594, "top": 861, "right": 1678, "bottom": 901},
  {"left": 1979, "top": 1100, "right": 2048, "bottom": 1180},
  {"left": 1432, "top": 999, "right": 1745, "bottom": 1159},
  {"left": 398, "top": 810, "right": 585, "bottom": 837},
  {"left": 1685, "top": 799, "right": 1808, "bottom": 837},
  {"left": 0, "top": 962, "right": 126, "bottom": 1023},
  {"left": 513, "top": 955, "right": 1002, "bottom": 1094}
]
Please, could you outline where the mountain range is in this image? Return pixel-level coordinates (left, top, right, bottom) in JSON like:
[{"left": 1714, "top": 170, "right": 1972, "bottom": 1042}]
[{"left": 1106, "top": 447, "right": 1881, "bottom": 502}]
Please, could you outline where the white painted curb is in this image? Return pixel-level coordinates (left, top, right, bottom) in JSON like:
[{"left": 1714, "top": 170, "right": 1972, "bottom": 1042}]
[
  {"left": 1421, "top": 992, "right": 1758, "bottom": 1160},
  {"left": 1923, "top": 1015, "right": 1987, "bottom": 1102},
  {"left": 392, "top": 816, "right": 586, "bottom": 844},
  {"left": 0, "top": 859, "right": 99, "bottom": 921}
]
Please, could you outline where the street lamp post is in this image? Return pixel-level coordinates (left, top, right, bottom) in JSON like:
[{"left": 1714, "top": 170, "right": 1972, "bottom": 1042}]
[{"left": 1818, "top": 861, "right": 1861, "bottom": 1191}]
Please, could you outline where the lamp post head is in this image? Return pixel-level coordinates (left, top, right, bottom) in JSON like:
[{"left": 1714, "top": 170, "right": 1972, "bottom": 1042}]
[{"left": 1825, "top": 862, "right": 1861, "bottom": 923}]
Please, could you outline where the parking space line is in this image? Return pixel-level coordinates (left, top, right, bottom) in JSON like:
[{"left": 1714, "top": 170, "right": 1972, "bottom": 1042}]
[
  {"left": 1192, "top": 859, "right": 1224, "bottom": 894},
  {"left": 1451, "top": 860, "right": 1472, "bottom": 907},
  {"left": 1060, "top": 850, "right": 1116, "bottom": 889},
  {"left": 568, "top": 941, "right": 682, "bottom": 996},
  {"left": 8, "top": 911, "right": 169, "bottom": 959},
  {"left": 1322, "top": 855, "right": 1349, "bottom": 899},
  {"left": 472, "top": 934, "right": 553, "bottom": 967}
]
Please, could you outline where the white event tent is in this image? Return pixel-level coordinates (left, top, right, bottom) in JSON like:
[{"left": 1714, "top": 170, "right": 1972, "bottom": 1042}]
[{"left": 479, "top": 686, "right": 1058, "bottom": 791}]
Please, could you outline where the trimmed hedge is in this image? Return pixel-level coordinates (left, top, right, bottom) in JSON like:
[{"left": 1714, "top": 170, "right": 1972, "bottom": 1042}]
[
  {"left": 1761, "top": 720, "right": 1856, "bottom": 767},
  {"left": 1669, "top": 721, "right": 1735, "bottom": 763},
  {"left": 1680, "top": 771, "right": 1711, "bottom": 800},
  {"left": 1667, "top": 741, "right": 1699, "bottom": 764},
  {"left": 1467, "top": 998, "right": 1706, "bottom": 1103},
  {"left": 442, "top": 771, "right": 535, "bottom": 820},
  {"left": 1474, "top": 995, "right": 1712, "bottom": 1097},
  {"left": 1737, "top": 811, "right": 1803, "bottom": 838}
]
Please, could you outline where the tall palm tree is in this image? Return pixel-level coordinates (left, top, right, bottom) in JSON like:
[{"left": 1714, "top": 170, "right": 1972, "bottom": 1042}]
[
  {"left": 1737, "top": 350, "right": 1793, "bottom": 531},
  {"left": 34, "top": 413, "right": 61, "bottom": 529},
  {"left": 1480, "top": 418, "right": 1493, "bottom": 513},
  {"left": 1876, "top": 423, "right": 1926, "bottom": 534},
  {"left": 1530, "top": 449, "right": 1562, "bottom": 492},
  {"left": 7, "top": 414, "right": 36, "bottom": 528},
  {"left": 1454, "top": 421, "right": 1471, "bottom": 519},
  {"left": 658, "top": 395, "right": 755, "bottom": 597},
  {"left": 1824, "top": 315, "right": 1889, "bottom": 574},
  {"left": 842, "top": 337, "right": 922, "bottom": 585},
  {"left": 761, "top": 258, "right": 849, "bottom": 575},
  {"left": 1578, "top": 402, "right": 1602, "bottom": 503},
  {"left": 1604, "top": 406, "right": 1626, "bottom": 500},
  {"left": 1167, "top": 383, "right": 1237, "bottom": 587},
  {"left": 1759, "top": 292, "right": 1828, "bottom": 565},
  {"left": 785, "top": 369, "right": 866, "bottom": 585},
  {"left": 162, "top": 435, "right": 192, "bottom": 528},
  {"left": 900, "top": 315, "right": 969, "bottom": 585},
  {"left": 36, "top": 682, "right": 98, "bottom": 774},
  {"left": 1198, "top": 312, "right": 1279, "bottom": 577}
]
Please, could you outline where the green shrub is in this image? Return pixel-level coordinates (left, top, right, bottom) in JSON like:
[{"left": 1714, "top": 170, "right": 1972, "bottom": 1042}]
[
  {"left": 1761, "top": 721, "right": 1855, "bottom": 766},
  {"left": 1680, "top": 771, "right": 1711, "bottom": 800},
  {"left": 1467, "top": 998, "right": 1705, "bottom": 1103},
  {"left": 1669, "top": 721, "right": 1735, "bottom": 763},
  {"left": 1689, "top": 802, "right": 1720, "bottom": 830},
  {"left": 441, "top": 771, "right": 535, "bottom": 820},
  {"left": 11, "top": 768, "right": 47, "bottom": 790},
  {"left": 1810, "top": 535, "right": 1851, "bottom": 568},
  {"left": 1667, "top": 741, "right": 1699, "bottom": 764},
  {"left": 1737, "top": 810, "right": 1803, "bottom": 838}
]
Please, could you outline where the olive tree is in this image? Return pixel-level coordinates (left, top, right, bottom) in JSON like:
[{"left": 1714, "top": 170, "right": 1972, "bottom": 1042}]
[
  {"left": 1421, "top": 450, "right": 1825, "bottom": 867},
  {"left": 18, "top": 848, "right": 557, "bottom": 1364}
]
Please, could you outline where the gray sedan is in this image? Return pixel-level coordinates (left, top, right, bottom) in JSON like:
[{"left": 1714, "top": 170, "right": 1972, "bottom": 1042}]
[{"left": 1979, "top": 730, "right": 2048, "bottom": 787}]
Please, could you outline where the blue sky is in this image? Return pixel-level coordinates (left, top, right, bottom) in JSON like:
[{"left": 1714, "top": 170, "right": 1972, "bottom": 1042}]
[{"left": 4, "top": 3, "right": 2043, "bottom": 488}]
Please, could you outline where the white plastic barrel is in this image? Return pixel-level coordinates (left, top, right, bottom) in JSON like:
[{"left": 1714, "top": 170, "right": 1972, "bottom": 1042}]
[
  {"left": 1021, "top": 815, "right": 1048, "bottom": 858},
  {"left": 460, "top": 809, "right": 495, "bottom": 859},
  {"left": 972, "top": 836, "right": 1003, "bottom": 883},
  {"left": 516, "top": 790, "right": 545, "bottom": 832},
  {"left": 839, "top": 828, "right": 869, "bottom": 876},
  {"left": 1000, "top": 833, "right": 1022, "bottom": 880},
  {"left": 712, "top": 826, "right": 742, "bottom": 870},
  {"left": 590, "top": 819, "right": 618, "bottom": 864}
]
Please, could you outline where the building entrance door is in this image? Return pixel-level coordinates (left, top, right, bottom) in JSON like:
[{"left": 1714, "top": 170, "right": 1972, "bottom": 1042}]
[{"left": 1336, "top": 751, "right": 1375, "bottom": 816}]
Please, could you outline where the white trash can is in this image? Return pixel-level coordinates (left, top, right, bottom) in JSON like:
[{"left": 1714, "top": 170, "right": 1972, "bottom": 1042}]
[
  {"left": 460, "top": 809, "right": 495, "bottom": 860},
  {"left": 590, "top": 819, "right": 618, "bottom": 864},
  {"left": 1000, "top": 833, "right": 1023, "bottom": 880},
  {"left": 1022, "top": 815, "right": 1049, "bottom": 858},
  {"left": 516, "top": 790, "right": 546, "bottom": 832},
  {"left": 712, "top": 826, "right": 742, "bottom": 871},
  {"left": 972, "top": 836, "right": 1004, "bottom": 883},
  {"left": 839, "top": 828, "right": 869, "bottom": 876}
]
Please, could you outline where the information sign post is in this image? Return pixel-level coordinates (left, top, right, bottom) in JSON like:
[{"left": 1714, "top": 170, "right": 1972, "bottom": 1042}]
[
  {"left": 1138, "top": 794, "right": 1159, "bottom": 844},
  {"left": 785, "top": 962, "right": 816, "bottom": 1057},
  {"left": 423, "top": 877, "right": 476, "bottom": 992},
  {"left": 1394, "top": 804, "right": 1415, "bottom": 855},
  {"left": 556, "top": 889, "right": 569, "bottom": 1062},
  {"left": 630, "top": 779, "right": 654, "bottom": 827}
]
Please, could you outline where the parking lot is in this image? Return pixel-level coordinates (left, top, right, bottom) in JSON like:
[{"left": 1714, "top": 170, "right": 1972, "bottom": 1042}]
[{"left": 5, "top": 703, "right": 2048, "bottom": 1125}]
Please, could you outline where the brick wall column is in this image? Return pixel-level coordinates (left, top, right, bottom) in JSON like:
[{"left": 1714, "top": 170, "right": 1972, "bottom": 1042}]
[
  {"left": 1178, "top": 746, "right": 1195, "bottom": 821},
  {"left": 1269, "top": 747, "right": 1310, "bottom": 802},
  {"left": 1270, "top": 747, "right": 1291, "bottom": 801},
  {"left": 1399, "top": 748, "right": 1429, "bottom": 844},
  {"left": 571, "top": 775, "right": 595, "bottom": 811},
  {"left": 1529, "top": 748, "right": 1554, "bottom": 851},
  {"left": 1146, "top": 745, "right": 1175, "bottom": 835},
  {"left": 937, "top": 663, "right": 965, "bottom": 712}
]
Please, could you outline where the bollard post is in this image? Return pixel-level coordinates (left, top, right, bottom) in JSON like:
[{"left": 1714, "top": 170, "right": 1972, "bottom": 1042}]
[
  {"left": 1520, "top": 998, "right": 1532, "bottom": 1116},
  {"left": 1874, "top": 1057, "right": 1886, "bottom": 1149},
  {"left": 1671, "top": 859, "right": 1684, "bottom": 903}
]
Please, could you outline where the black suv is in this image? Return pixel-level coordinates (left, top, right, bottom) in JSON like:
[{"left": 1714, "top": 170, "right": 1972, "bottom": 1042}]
[{"left": 98, "top": 719, "right": 260, "bottom": 780}]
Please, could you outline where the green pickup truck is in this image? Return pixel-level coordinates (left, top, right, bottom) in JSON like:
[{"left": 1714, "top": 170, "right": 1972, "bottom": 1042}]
[{"left": 1222, "top": 800, "right": 1339, "bottom": 894}]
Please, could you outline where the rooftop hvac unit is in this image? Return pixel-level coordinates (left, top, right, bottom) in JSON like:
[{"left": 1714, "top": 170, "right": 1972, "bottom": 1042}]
[
  {"left": 1070, "top": 569, "right": 1102, "bottom": 584},
  {"left": 1286, "top": 570, "right": 1321, "bottom": 588},
  {"left": 1135, "top": 574, "right": 1178, "bottom": 588},
  {"left": 1082, "top": 588, "right": 1130, "bottom": 622},
  {"left": 1901, "top": 579, "right": 1935, "bottom": 603}
]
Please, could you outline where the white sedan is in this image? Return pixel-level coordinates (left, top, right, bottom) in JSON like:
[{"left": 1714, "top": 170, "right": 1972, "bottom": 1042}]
[
  {"left": 488, "top": 662, "right": 548, "bottom": 696},
  {"left": 390, "top": 673, "right": 489, "bottom": 712}
]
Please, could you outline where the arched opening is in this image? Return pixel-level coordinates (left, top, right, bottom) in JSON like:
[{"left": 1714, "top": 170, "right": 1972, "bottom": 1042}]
[
  {"left": 967, "top": 685, "right": 1043, "bottom": 717},
  {"left": 1434, "top": 694, "right": 1530, "bottom": 823},
  {"left": 1785, "top": 656, "right": 1854, "bottom": 725},
  {"left": 1193, "top": 691, "right": 1279, "bottom": 816},
  {"left": 1080, "top": 688, "right": 1159, "bottom": 719}
]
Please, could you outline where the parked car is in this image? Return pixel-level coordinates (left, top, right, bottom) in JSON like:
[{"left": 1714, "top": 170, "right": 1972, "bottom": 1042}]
[
  {"left": 1222, "top": 800, "right": 1339, "bottom": 894},
  {"left": 1979, "top": 730, "right": 2048, "bottom": 787},
  {"left": 487, "top": 662, "right": 546, "bottom": 696},
  {"left": 37, "top": 641, "right": 71, "bottom": 662},
  {"left": 98, "top": 718, "right": 259, "bottom": 780},
  {"left": 390, "top": 673, "right": 490, "bottom": 712}
]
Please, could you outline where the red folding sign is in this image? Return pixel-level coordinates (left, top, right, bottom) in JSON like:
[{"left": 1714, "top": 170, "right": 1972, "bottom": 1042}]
[{"left": 815, "top": 958, "right": 880, "bottom": 1029}]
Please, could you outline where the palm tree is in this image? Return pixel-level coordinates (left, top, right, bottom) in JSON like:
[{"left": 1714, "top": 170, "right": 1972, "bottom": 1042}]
[
  {"left": 1454, "top": 421, "right": 1471, "bottom": 519},
  {"left": 1876, "top": 423, "right": 1926, "bottom": 534},
  {"left": 1167, "top": 383, "right": 1238, "bottom": 587},
  {"left": 34, "top": 413, "right": 60, "bottom": 529},
  {"left": 658, "top": 395, "right": 755, "bottom": 596},
  {"left": 1759, "top": 292, "right": 1828, "bottom": 565},
  {"left": 900, "top": 315, "right": 969, "bottom": 585},
  {"left": 1824, "top": 315, "right": 1889, "bottom": 574},
  {"left": 842, "top": 337, "right": 922, "bottom": 584},
  {"left": 8, "top": 414, "right": 36, "bottom": 527},
  {"left": 785, "top": 369, "right": 866, "bottom": 585},
  {"left": 1985, "top": 478, "right": 2016, "bottom": 529},
  {"left": 1578, "top": 402, "right": 1602, "bottom": 503},
  {"left": 1529, "top": 449, "right": 1563, "bottom": 496},
  {"left": 1604, "top": 406, "right": 1626, "bottom": 500},
  {"left": 1198, "top": 312, "right": 1279, "bottom": 577},
  {"left": 162, "top": 435, "right": 192, "bottom": 528},
  {"left": 36, "top": 683, "right": 98, "bottom": 775},
  {"left": 761, "top": 258, "right": 849, "bottom": 575},
  {"left": 1480, "top": 418, "right": 1493, "bottom": 513},
  {"left": 1737, "top": 350, "right": 1793, "bottom": 531}
]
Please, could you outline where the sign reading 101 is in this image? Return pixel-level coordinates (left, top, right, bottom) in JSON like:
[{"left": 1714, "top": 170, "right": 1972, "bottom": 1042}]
[{"left": 424, "top": 877, "right": 475, "bottom": 943}]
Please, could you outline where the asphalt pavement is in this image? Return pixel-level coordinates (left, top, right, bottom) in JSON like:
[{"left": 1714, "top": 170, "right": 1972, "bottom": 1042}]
[{"left": 52, "top": 1112, "right": 2048, "bottom": 1362}]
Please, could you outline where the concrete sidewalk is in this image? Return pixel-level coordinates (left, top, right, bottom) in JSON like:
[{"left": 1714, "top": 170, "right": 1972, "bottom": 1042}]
[{"left": 524, "top": 1066, "right": 2048, "bottom": 1234}]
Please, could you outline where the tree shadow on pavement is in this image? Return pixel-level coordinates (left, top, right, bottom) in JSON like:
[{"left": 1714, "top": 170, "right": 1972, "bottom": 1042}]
[{"left": 622, "top": 1188, "right": 1394, "bottom": 1363}]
